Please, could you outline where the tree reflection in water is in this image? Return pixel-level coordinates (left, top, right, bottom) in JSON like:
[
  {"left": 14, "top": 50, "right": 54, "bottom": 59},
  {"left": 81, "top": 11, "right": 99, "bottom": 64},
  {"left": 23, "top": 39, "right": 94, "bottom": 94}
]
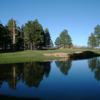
[
  {"left": 88, "top": 57, "right": 100, "bottom": 81},
  {"left": 55, "top": 60, "right": 72, "bottom": 75},
  {"left": 24, "top": 62, "right": 51, "bottom": 87},
  {"left": 0, "top": 62, "right": 51, "bottom": 89}
]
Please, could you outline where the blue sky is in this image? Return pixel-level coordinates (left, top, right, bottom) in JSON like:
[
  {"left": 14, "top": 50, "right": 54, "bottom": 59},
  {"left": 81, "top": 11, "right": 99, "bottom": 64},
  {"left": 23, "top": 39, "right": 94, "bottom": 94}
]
[{"left": 0, "top": 0, "right": 100, "bottom": 46}]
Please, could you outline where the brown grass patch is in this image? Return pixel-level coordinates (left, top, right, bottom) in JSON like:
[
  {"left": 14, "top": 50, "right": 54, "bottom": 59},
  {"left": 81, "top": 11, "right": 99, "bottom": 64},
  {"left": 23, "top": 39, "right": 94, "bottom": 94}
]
[{"left": 43, "top": 53, "right": 70, "bottom": 58}]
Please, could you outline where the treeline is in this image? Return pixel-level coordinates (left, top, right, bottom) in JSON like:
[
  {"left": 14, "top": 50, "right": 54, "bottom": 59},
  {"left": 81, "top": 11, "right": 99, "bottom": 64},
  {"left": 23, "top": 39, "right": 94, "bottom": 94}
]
[
  {"left": 88, "top": 25, "right": 100, "bottom": 48},
  {"left": 0, "top": 18, "right": 100, "bottom": 52},
  {"left": 0, "top": 18, "right": 73, "bottom": 52},
  {"left": 0, "top": 19, "right": 53, "bottom": 51}
]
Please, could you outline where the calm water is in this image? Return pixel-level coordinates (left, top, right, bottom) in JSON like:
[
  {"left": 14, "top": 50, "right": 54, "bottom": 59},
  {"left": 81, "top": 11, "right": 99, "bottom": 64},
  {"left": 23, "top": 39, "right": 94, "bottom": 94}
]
[{"left": 0, "top": 57, "right": 100, "bottom": 100}]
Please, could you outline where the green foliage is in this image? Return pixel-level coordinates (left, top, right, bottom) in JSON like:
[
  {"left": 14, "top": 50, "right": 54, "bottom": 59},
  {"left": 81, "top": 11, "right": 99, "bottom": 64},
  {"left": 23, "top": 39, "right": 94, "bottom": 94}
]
[
  {"left": 88, "top": 25, "right": 100, "bottom": 48},
  {"left": 55, "top": 29, "right": 72, "bottom": 48},
  {"left": 7, "top": 19, "right": 16, "bottom": 33},
  {"left": 60, "top": 30, "right": 72, "bottom": 48},
  {"left": 24, "top": 19, "right": 44, "bottom": 50},
  {"left": 0, "top": 18, "right": 53, "bottom": 51},
  {"left": 13, "top": 26, "right": 24, "bottom": 50},
  {"left": 0, "top": 18, "right": 74, "bottom": 51},
  {"left": 50, "top": 40, "right": 54, "bottom": 48},
  {"left": 94, "top": 25, "right": 100, "bottom": 47},
  {"left": 44, "top": 28, "right": 51, "bottom": 48},
  {"left": 0, "top": 24, "right": 11, "bottom": 50},
  {"left": 7, "top": 19, "right": 24, "bottom": 50},
  {"left": 55, "top": 37, "right": 60, "bottom": 48},
  {"left": 88, "top": 33, "right": 97, "bottom": 48},
  {"left": 44, "top": 28, "right": 53, "bottom": 49},
  {"left": 7, "top": 19, "right": 16, "bottom": 43}
]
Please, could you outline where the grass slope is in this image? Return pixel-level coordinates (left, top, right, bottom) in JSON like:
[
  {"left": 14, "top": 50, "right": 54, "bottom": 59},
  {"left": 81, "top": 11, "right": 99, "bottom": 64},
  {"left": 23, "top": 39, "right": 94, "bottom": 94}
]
[{"left": 0, "top": 48, "right": 100, "bottom": 64}]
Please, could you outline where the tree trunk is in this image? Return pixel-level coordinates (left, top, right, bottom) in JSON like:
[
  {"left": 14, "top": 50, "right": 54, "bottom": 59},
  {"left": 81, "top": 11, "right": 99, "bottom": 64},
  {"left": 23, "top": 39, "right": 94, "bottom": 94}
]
[
  {"left": 32, "top": 42, "right": 36, "bottom": 50},
  {"left": 12, "top": 20, "right": 16, "bottom": 51},
  {"left": 30, "top": 43, "right": 33, "bottom": 50}
]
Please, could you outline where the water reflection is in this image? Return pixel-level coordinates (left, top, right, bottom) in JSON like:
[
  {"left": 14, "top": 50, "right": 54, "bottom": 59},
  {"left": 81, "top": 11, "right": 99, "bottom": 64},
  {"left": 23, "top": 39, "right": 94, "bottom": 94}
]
[
  {"left": 23, "top": 62, "right": 51, "bottom": 87},
  {"left": 0, "top": 57, "right": 100, "bottom": 99},
  {"left": 0, "top": 62, "right": 51, "bottom": 89},
  {"left": 88, "top": 57, "right": 100, "bottom": 81},
  {"left": 55, "top": 60, "right": 72, "bottom": 75}
]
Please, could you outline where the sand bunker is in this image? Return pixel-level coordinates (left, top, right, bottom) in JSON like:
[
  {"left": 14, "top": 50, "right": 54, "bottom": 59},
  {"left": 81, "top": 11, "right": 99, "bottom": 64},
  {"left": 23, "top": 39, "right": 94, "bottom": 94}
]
[{"left": 44, "top": 53, "right": 70, "bottom": 58}]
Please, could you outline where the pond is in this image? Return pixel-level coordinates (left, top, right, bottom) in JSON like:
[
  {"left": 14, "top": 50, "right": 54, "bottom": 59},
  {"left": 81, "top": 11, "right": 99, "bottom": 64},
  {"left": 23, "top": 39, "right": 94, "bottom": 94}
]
[{"left": 0, "top": 57, "right": 100, "bottom": 100}]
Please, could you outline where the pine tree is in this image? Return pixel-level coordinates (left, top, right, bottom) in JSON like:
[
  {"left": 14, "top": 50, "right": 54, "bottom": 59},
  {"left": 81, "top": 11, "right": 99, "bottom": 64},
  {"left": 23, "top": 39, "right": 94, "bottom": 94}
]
[
  {"left": 0, "top": 24, "right": 11, "bottom": 51},
  {"left": 88, "top": 33, "right": 97, "bottom": 48},
  {"left": 55, "top": 37, "right": 61, "bottom": 48},
  {"left": 44, "top": 28, "right": 51, "bottom": 48},
  {"left": 60, "top": 30, "right": 72, "bottom": 48},
  {"left": 15, "top": 26, "right": 24, "bottom": 50},
  {"left": 24, "top": 19, "right": 44, "bottom": 50},
  {"left": 94, "top": 25, "right": 100, "bottom": 47},
  {"left": 7, "top": 19, "right": 16, "bottom": 50},
  {"left": 55, "top": 29, "right": 72, "bottom": 48},
  {"left": 88, "top": 25, "right": 100, "bottom": 48}
]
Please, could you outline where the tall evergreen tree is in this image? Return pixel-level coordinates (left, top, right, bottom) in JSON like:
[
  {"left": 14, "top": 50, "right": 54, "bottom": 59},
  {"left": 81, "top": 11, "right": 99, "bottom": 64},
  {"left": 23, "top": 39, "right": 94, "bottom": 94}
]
[
  {"left": 60, "top": 30, "right": 72, "bottom": 48},
  {"left": 15, "top": 26, "right": 24, "bottom": 50},
  {"left": 44, "top": 28, "right": 51, "bottom": 48},
  {"left": 88, "top": 33, "right": 97, "bottom": 48},
  {"left": 24, "top": 19, "right": 44, "bottom": 50},
  {"left": 55, "top": 29, "right": 72, "bottom": 48},
  {"left": 55, "top": 37, "right": 60, "bottom": 48},
  {"left": 94, "top": 25, "right": 100, "bottom": 47},
  {"left": 7, "top": 19, "right": 16, "bottom": 50},
  {"left": 0, "top": 24, "right": 11, "bottom": 51},
  {"left": 50, "top": 40, "right": 54, "bottom": 48},
  {"left": 0, "top": 24, "right": 4, "bottom": 50},
  {"left": 88, "top": 25, "right": 100, "bottom": 48}
]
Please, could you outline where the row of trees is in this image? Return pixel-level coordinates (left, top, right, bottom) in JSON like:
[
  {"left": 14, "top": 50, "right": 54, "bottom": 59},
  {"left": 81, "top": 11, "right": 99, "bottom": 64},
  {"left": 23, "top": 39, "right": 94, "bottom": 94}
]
[
  {"left": 0, "top": 19, "right": 53, "bottom": 51},
  {"left": 54, "top": 24, "right": 100, "bottom": 49},
  {"left": 0, "top": 18, "right": 99, "bottom": 51},
  {"left": 24, "top": 20, "right": 53, "bottom": 50},
  {"left": 0, "top": 18, "right": 73, "bottom": 51},
  {"left": 88, "top": 25, "right": 100, "bottom": 48}
]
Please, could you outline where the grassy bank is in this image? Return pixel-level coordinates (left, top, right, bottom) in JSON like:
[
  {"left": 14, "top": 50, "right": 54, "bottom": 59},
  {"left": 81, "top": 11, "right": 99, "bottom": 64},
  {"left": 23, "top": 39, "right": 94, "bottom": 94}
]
[{"left": 0, "top": 48, "right": 100, "bottom": 64}]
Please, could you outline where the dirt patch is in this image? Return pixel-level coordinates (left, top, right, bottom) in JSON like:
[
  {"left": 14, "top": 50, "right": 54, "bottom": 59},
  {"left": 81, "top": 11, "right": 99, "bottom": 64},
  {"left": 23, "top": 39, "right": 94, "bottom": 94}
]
[
  {"left": 43, "top": 53, "right": 70, "bottom": 58},
  {"left": 43, "top": 51, "right": 100, "bottom": 60}
]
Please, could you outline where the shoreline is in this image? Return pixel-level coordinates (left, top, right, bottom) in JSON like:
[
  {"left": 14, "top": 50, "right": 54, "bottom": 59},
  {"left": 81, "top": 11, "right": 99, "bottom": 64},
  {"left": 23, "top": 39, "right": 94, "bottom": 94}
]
[{"left": 0, "top": 49, "right": 100, "bottom": 64}]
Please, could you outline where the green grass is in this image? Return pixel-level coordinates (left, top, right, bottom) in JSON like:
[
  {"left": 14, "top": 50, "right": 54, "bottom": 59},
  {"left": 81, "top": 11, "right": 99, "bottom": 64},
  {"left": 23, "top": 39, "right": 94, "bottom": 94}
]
[
  {"left": 0, "top": 48, "right": 100, "bottom": 64},
  {"left": 0, "top": 50, "right": 59, "bottom": 64}
]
